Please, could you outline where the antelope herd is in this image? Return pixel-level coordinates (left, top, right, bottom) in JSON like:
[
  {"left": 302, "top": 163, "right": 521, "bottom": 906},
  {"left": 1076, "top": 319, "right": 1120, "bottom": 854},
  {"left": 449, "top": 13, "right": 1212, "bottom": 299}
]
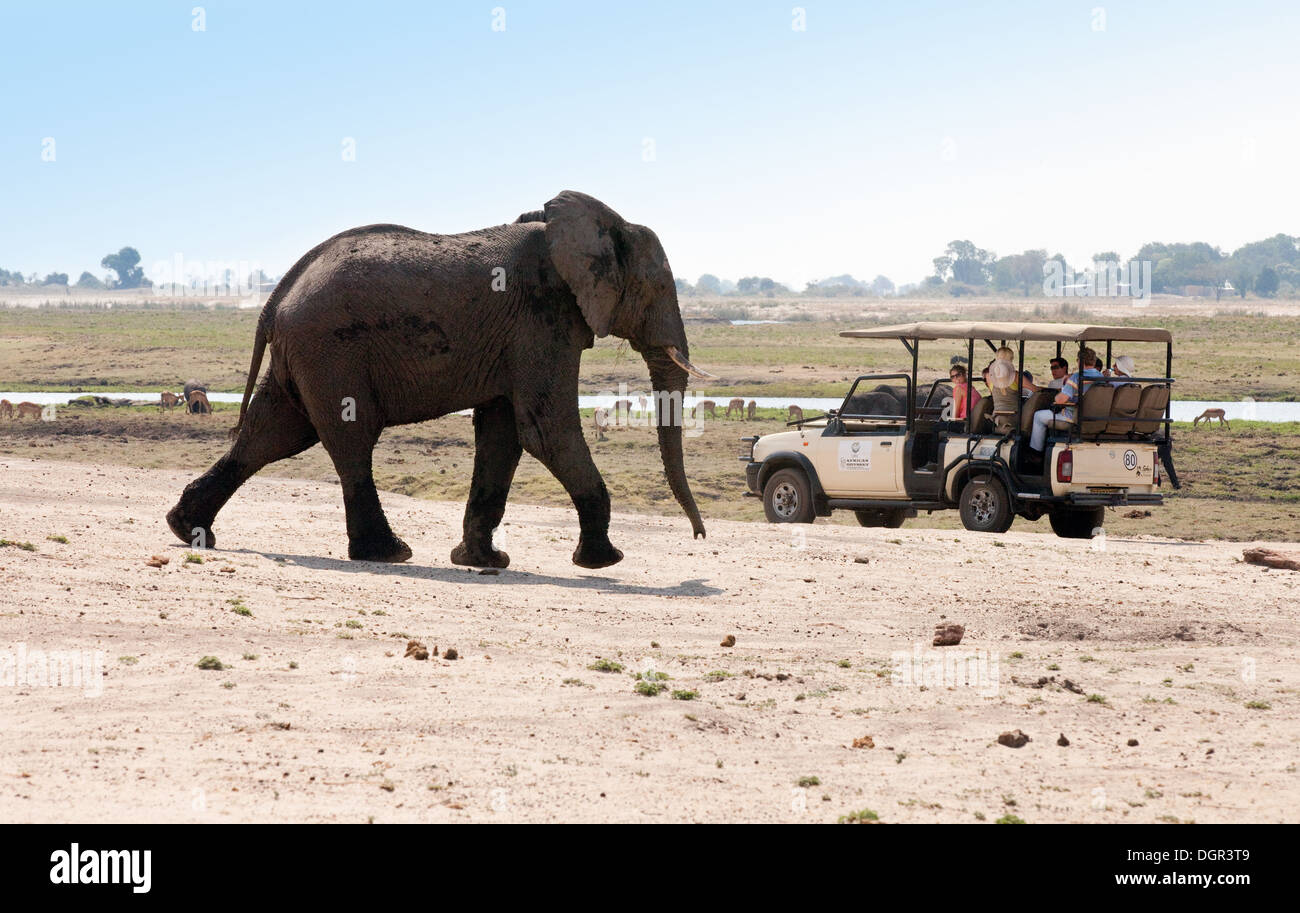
[
  {"left": 0, "top": 399, "right": 44, "bottom": 420},
  {"left": 0, "top": 387, "right": 215, "bottom": 422}
]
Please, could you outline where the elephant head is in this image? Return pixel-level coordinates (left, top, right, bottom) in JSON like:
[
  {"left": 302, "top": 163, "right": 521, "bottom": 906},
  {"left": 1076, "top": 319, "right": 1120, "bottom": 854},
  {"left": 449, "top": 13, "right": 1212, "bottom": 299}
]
[{"left": 533, "top": 190, "right": 711, "bottom": 538}]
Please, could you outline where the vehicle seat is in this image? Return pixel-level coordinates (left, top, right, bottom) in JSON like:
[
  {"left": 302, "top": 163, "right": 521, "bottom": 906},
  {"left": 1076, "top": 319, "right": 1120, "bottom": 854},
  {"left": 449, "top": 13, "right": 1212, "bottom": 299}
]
[
  {"left": 1134, "top": 385, "right": 1170, "bottom": 436},
  {"left": 1078, "top": 384, "right": 1115, "bottom": 436},
  {"left": 1020, "top": 390, "right": 1053, "bottom": 434},
  {"left": 1105, "top": 383, "right": 1141, "bottom": 435},
  {"left": 968, "top": 396, "right": 993, "bottom": 432}
]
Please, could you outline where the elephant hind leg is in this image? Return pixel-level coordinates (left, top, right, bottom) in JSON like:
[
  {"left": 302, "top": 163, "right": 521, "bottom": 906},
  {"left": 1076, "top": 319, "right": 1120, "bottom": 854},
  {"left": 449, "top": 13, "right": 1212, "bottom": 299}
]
[
  {"left": 452, "top": 396, "right": 520, "bottom": 568},
  {"left": 313, "top": 403, "right": 410, "bottom": 563},
  {"left": 166, "top": 375, "right": 319, "bottom": 549}
]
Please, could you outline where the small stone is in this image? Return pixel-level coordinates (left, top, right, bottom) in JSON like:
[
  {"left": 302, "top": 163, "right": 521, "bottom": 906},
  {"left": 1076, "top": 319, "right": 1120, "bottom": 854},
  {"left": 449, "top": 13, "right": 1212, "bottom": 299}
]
[
  {"left": 853, "top": 557, "right": 870, "bottom": 564},
  {"left": 1127, "top": 738, "right": 1139, "bottom": 747},
  {"left": 720, "top": 635, "right": 736, "bottom": 647},
  {"left": 219, "top": 566, "right": 235, "bottom": 574},
  {"left": 997, "top": 729, "right": 1031, "bottom": 748},
  {"left": 443, "top": 648, "right": 458, "bottom": 660},
  {"left": 852, "top": 736, "right": 875, "bottom": 749},
  {"left": 478, "top": 568, "right": 499, "bottom": 576},
  {"left": 1057, "top": 733, "right": 1070, "bottom": 747},
  {"left": 404, "top": 640, "right": 429, "bottom": 661}
]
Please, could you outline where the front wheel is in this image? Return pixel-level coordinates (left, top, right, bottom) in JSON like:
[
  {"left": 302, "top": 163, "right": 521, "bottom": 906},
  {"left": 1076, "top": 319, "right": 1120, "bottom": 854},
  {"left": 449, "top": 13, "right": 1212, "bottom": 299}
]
[
  {"left": 855, "top": 509, "right": 906, "bottom": 528},
  {"left": 763, "top": 468, "right": 815, "bottom": 523},
  {"left": 1048, "top": 507, "right": 1105, "bottom": 539},
  {"left": 959, "top": 477, "right": 1014, "bottom": 533}
]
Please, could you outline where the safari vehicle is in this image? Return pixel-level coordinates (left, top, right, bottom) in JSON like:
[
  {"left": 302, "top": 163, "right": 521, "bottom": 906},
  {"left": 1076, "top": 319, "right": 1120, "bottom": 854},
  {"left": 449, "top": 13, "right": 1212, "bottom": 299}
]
[{"left": 741, "top": 321, "right": 1178, "bottom": 538}]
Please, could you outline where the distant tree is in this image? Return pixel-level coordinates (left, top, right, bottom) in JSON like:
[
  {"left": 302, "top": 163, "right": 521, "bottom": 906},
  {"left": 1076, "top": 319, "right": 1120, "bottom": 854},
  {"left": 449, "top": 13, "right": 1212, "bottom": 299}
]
[
  {"left": 870, "top": 275, "right": 895, "bottom": 296},
  {"left": 1231, "top": 263, "right": 1252, "bottom": 298},
  {"left": 75, "top": 271, "right": 106, "bottom": 289},
  {"left": 100, "top": 246, "right": 150, "bottom": 289},
  {"left": 0, "top": 268, "right": 24, "bottom": 286},
  {"left": 736, "top": 276, "right": 759, "bottom": 294},
  {"left": 1134, "top": 241, "right": 1221, "bottom": 292},
  {"left": 695, "top": 273, "right": 722, "bottom": 296},
  {"left": 1255, "top": 266, "right": 1280, "bottom": 297},
  {"left": 993, "top": 250, "right": 1047, "bottom": 296},
  {"left": 674, "top": 277, "right": 693, "bottom": 296},
  {"left": 934, "top": 240, "right": 994, "bottom": 285},
  {"left": 931, "top": 255, "right": 954, "bottom": 282},
  {"left": 41, "top": 272, "right": 69, "bottom": 286},
  {"left": 1091, "top": 251, "right": 1121, "bottom": 264}
]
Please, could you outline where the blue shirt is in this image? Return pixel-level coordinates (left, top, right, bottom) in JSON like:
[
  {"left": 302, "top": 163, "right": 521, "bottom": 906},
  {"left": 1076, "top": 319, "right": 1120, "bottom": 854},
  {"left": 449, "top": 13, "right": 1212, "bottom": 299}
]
[{"left": 1059, "top": 368, "right": 1103, "bottom": 420}]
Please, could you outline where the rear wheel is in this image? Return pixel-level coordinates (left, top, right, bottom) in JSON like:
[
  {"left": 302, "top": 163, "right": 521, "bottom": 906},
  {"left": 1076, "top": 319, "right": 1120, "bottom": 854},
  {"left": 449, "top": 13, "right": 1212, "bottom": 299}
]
[
  {"left": 855, "top": 509, "right": 907, "bottom": 528},
  {"left": 1048, "top": 507, "right": 1105, "bottom": 539},
  {"left": 763, "top": 468, "right": 815, "bottom": 524},
  {"left": 959, "top": 477, "right": 1014, "bottom": 533}
]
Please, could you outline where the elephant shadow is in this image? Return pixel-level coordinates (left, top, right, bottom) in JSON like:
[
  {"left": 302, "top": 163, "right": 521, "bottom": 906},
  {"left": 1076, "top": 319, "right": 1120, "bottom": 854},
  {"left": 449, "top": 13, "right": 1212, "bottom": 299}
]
[{"left": 222, "top": 547, "right": 724, "bottom": 598}]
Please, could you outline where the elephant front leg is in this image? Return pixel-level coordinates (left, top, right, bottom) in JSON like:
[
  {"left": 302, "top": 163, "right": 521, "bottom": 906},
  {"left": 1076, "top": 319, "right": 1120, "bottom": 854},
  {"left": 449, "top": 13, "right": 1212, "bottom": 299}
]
[
  {"left": 515, "top": 403, "right": 622, "bottom": 569},
  {"left": 451, "top": 397, "right": 520, "bottom": 568}
]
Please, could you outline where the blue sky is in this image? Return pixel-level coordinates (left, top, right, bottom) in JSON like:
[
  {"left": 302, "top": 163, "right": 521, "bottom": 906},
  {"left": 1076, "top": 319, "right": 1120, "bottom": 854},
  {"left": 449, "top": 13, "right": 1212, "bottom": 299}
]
[{"left": 3, "top": 0, "right": 1297, "bottom": 288}]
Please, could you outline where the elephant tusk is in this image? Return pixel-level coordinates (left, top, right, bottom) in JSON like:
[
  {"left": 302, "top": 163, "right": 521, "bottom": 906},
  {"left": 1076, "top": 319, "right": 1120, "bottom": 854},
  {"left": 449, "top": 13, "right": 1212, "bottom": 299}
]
[{"left": 665, "top": 346, "right": 716, "bottom": 380}]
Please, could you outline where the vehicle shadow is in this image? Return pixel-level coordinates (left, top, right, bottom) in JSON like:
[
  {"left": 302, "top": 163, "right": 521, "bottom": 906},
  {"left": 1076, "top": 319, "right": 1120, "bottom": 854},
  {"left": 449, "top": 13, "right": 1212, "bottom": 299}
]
[{"left": 218, "top": 547, "right": 724, "bottom": 598}]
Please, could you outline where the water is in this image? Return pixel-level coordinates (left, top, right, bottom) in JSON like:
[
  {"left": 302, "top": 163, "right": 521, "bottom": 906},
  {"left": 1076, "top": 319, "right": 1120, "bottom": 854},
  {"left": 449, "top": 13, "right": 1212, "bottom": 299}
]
[{"left": 3, "top": 392, "right": 1297, "bottom": 423}]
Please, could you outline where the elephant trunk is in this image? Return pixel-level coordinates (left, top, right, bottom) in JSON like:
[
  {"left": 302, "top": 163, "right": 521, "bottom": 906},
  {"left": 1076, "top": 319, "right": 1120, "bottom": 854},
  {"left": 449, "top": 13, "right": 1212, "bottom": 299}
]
[{"left": 647, "top": 351, "right": 706, "bottom": 539}]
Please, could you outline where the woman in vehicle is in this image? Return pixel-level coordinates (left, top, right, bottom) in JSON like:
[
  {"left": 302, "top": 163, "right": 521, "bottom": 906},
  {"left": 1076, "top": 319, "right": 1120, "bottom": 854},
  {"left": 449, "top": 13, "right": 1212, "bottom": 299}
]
[
  {"left": 949, "top": 363, "right": 980, "bottom": 420},
  {"left": 988, "top": 355, "right": 1021, "bottom": 433}
]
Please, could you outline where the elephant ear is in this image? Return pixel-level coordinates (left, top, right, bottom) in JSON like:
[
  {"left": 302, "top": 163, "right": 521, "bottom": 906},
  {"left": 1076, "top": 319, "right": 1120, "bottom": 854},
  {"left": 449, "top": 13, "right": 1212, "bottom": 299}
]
[{"left": 543, "top": 190, "right": 627, "bottom": 338}]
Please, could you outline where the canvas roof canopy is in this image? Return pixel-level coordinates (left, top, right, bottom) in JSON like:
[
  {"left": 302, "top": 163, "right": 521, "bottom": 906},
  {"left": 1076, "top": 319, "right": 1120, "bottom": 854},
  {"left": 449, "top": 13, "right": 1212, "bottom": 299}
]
[{"left": 839, "top": 321, "right": 1172, "bottom": 344}]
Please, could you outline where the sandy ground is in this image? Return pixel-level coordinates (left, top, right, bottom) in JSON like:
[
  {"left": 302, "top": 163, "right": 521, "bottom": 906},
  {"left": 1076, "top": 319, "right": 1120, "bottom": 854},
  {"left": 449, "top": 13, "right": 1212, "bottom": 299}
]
[{"left": 1, "top": 458, "right": 1297, "bottom": 823}]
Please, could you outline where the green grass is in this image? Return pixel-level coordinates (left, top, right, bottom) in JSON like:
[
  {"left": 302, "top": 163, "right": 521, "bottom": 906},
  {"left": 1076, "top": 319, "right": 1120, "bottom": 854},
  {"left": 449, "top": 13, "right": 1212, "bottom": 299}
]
[
  {"left": 838, "top": 808, "right": 879, "bottom": 823},
  {"left": 587, "top": 658, "right": 624, "bottom": 673},
  {"left": 196, "top": 656, "right": 225, "bottom": 671},
  {"left": 634, "top": 680, "right": 667, "bottom": 696},
  {"left": 0, "top": 539, "right": 36, "bottom": 551}
]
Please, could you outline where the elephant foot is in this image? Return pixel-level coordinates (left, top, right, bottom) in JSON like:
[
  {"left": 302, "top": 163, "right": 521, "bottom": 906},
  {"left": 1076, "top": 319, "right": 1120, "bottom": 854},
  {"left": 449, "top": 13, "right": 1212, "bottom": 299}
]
[
  {"left": 572, "top": 536, "right": 623, "bottom": 569},
  {"left": 450, "top": 541, "right": 510, "bottom": 569},
  {"left": 166, "top": 504, "right": 216, "bottom": 550},
  {"left": 349, "top": 534, "right": 413, "bottom": 563}
]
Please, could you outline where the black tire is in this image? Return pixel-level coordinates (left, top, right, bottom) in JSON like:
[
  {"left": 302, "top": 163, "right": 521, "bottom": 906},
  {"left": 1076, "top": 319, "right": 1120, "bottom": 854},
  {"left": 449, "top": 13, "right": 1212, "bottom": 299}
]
[
  {"left": 763, "top": 468, "right": 815, "bottom": 524},
  {"left": 958, "top": 477, "right": 1015, "bottom": 533},
  {"left": 1048, "top": 507, "right": 1105, "bottom": 539},
  {"left": 855, "top": 509, "right": 906, "bottom": 528}
]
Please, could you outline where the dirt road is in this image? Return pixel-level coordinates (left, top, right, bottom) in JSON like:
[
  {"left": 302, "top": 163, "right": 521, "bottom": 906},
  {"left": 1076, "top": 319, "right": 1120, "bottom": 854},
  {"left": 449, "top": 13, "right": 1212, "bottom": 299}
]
[{"left": 1, "top": 459, "right": 1295, "bottom": 822}]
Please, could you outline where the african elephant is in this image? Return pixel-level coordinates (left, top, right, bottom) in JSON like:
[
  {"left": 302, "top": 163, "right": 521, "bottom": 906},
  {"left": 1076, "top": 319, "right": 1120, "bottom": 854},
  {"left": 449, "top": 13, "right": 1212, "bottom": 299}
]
[
  {"left": 842, "top": 391, "right": 903, "bottom": 418},
  {"left": 166, "top": 191, "right": 711, "bottom": 569}
]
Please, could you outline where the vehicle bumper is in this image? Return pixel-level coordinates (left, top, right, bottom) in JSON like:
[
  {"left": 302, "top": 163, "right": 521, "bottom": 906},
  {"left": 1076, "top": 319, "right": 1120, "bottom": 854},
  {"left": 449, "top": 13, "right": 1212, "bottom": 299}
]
[
  {"left": 1066, "top": 490, "right": 1164, "bottom": 507},
  {"left": 744, "top": 460, "right": 761, "bottom": 495}
]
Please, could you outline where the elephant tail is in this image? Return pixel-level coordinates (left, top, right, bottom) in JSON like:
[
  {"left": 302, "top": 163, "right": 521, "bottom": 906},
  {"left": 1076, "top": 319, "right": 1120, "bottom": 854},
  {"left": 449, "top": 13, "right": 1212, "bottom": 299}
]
[{"left": 229, "top": 318, "right": 268, "bottom": 440}]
